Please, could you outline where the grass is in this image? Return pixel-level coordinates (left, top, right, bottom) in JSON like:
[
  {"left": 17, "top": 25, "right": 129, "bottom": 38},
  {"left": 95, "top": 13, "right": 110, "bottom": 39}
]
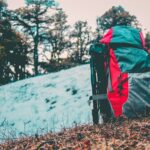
[{"left": 0, "top": 117, "right": 150, "bottom": 150}]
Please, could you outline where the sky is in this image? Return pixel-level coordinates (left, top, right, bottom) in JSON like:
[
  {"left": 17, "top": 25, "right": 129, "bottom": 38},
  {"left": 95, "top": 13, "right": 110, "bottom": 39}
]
[{"left": 7, "top": 0, "right": 150, "bottom": 33}]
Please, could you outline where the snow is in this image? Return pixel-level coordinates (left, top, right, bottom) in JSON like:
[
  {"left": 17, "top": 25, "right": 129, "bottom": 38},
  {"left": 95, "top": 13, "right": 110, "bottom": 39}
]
[{"left": 0, "top": 64, "right": 93, "bottom": 140}]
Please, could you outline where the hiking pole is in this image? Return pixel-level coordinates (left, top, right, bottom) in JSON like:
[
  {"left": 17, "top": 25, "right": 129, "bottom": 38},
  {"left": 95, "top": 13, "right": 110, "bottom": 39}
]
[{"left": 90, "top": 53, "right": 99, "bottom": 124}]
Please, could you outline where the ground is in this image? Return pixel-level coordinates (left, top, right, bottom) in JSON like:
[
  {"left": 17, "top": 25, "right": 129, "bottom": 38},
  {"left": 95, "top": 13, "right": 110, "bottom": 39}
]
[{"left": 0, "top": 117, "right": 149, "bottom": 150}]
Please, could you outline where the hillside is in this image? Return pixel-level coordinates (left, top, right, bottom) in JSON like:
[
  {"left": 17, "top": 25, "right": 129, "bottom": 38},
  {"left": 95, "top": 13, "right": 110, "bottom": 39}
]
[{"left": 0, "top": 64, "right": 93, "bottom": 141}]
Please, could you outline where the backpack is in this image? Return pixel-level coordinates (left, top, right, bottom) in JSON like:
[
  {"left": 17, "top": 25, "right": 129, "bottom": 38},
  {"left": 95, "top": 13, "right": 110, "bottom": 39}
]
[{"left": 90, "top": 26, "right": 150, "bottom": 122}]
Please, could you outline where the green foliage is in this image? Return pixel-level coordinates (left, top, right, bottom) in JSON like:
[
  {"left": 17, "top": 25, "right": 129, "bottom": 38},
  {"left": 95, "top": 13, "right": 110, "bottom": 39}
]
[
  {"left": 97, "top": 6, "right": 139, "bottom": 33},
  {"left": 145, "top": 32, "right": 150, "bottom": 49},
  {"left": 0, "top": 0, "right": 7, "bottom": 19},
  {"left": 0, "top": 2, "right": 30, "bottom": 85},
  {"left": 0, "top": 0, "right": 7, "bottom": 11},
  {"left": 13, "top": 0, "right": 57, "bottom": 75},
  {"left": 0, "top": 45, "right": 6, "bottom": 61},
  {"left": 70, "top": 21, "right": 93, "bottom": 63},
  {"left": 0, "top": 24, "right": 30, "bottom": 84},
  {"left": 44, "top": 10, "right": 71, "bottom": 62},
  {"left": 25, "top": 0, "right": 56, "bottom": 7}
]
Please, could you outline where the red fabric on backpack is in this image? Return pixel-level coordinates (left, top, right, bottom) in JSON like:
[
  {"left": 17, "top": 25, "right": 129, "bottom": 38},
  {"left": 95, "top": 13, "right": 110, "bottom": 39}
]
[
  {"left": 100, "top": 26, "right": 150, "bottom": 118},
  {"left": 107, "top": 48, "right": 129, "bottom": 117},
  {"left": 100, "top": 28, "right": 113, "bottom": 45},
  {"left": 140, "top": 32, "right": 146, "bottom": 48}
]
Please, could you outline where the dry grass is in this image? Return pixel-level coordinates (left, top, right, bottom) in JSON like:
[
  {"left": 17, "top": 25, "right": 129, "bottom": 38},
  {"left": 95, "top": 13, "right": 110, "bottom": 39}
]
[{"left": 0, "top": 117, "right": 150, "bottom": 150}]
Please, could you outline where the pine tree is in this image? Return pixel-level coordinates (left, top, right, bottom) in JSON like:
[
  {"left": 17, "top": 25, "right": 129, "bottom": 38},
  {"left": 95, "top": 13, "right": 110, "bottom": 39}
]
[
  {"left": 70, "top": 21, "right": 93, "bottom": 63},
  {"left": 44, "top": 9, "right": 71, "bottom": 62},
  {"left": 0, "top": 0, "right": 30, "bottom": 85},
  {"left": 12, "top": 0, "right": 56, "bottom": 75}
]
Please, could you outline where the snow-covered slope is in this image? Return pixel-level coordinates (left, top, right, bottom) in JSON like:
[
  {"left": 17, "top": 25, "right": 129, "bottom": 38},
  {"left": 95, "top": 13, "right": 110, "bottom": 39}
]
[{"left": 0, "top": 64, "right": 93, "bottom": 140}]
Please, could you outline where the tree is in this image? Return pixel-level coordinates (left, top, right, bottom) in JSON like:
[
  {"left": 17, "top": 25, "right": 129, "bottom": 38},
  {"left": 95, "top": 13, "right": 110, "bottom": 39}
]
[
  {"left": 0, "top": 21, "right": 30, "bottom": 84},
  {"left": 43, "top": 9, "right": 71, "bottom": 62},
  {"left": 70, "top": 21, "right": 93, "bottom": 63},
  {"left": 0, "top": 0, "right": 7, "bottom": 19},
  {"left": 0, "top": 0, "right": 30, "bottom": 85},
  {"left": 96, "top": 6, "right": 139, "bottom": 34},
  {"left": 12, "top": 0, "right": 56, "bottom": 75},
  {"left": 145, "top": 32, "right": 150, "bottom": 49}
]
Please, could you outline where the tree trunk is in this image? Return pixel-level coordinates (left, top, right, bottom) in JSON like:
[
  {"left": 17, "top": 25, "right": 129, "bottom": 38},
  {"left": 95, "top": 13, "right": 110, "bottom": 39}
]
[
  {"left": 34, "top": 17, "right": 39, "bottom": 75},
  {"left": 34, "top": 39, "right": 39, "bottom": 75}
]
